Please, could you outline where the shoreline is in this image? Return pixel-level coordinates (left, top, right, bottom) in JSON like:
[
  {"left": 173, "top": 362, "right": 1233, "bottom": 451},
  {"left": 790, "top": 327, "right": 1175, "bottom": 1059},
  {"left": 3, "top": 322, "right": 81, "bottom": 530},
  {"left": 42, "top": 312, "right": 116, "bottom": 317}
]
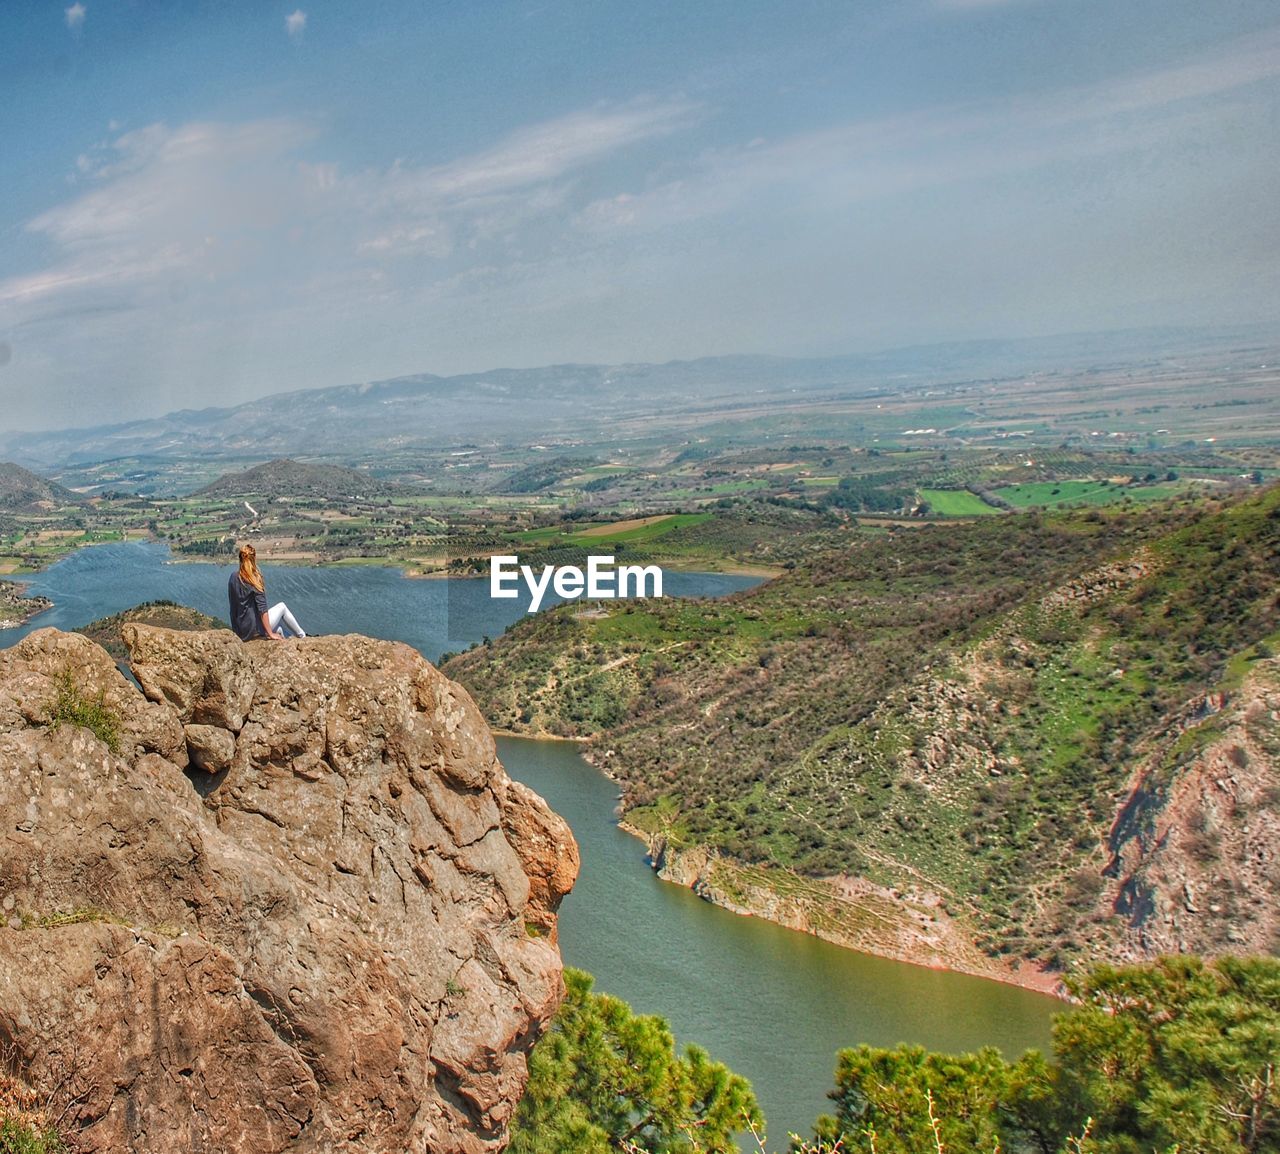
[
  {"left": 491, "top": 727, "right": 585, "bottom": 744},
  {"left": 61, "top": 536, "right": 781, "bottom": 582},
  {"left": 0, "top": 581, "right": 54, "bottom": 630},
  {"left": 615, "top": 819, "right": 1068, "bottom": 1000},
  {"left": 502, "top": 732, "right": 1069, "bottom": 1000}
]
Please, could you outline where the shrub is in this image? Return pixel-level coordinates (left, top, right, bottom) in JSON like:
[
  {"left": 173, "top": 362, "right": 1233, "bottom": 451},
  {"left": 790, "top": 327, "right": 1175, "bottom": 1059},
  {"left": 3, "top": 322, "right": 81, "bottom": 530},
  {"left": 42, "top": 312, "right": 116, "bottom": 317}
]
[
  {"left": 0, "top": 1115, "right": 67, "bottom": 1154},
  {"left": 45, "top": 669, "right": 121, "bottom": 754},
  {"left": 509, "top": 968, "right": 759, "bottom": 1154}
]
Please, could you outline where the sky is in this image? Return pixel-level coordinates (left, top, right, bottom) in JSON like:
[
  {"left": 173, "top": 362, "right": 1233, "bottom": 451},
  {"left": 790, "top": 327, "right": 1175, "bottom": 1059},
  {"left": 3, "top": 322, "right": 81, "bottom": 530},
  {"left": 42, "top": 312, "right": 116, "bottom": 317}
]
[{"left": 1, "top": 1, "right": 1278, "bottom": 431}]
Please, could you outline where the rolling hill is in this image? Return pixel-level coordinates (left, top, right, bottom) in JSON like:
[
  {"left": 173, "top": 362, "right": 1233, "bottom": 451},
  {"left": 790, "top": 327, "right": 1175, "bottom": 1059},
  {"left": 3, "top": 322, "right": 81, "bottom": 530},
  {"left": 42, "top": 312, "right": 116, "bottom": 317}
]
[
  {"left": 0, "top": 461, "right": 82, "bottom": 511},
  {"left": 196, "top": 458, "right": 397, "bottom": 501}
]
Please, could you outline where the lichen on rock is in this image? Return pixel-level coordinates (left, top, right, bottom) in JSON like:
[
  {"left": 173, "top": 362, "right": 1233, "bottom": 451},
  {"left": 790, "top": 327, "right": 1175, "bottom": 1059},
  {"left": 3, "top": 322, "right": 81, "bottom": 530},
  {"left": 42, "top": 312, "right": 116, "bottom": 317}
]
[{"left": 0, "top": 626, "right": 578, "bottom": 1153}]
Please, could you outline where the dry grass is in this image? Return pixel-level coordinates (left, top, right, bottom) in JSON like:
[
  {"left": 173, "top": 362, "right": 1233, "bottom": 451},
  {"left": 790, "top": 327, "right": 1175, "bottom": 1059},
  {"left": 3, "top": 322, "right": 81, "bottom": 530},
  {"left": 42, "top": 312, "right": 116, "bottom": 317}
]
[{"left": 0, "top": 1041, "right": 88, "bottom": 1154}]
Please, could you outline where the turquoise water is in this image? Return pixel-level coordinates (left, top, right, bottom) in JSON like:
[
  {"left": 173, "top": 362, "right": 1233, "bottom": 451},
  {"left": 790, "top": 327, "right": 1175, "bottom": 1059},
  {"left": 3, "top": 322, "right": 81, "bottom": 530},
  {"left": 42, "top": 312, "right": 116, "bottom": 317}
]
[{"left": 0, "top": 542, "right": 1059, "bottom": 1141}]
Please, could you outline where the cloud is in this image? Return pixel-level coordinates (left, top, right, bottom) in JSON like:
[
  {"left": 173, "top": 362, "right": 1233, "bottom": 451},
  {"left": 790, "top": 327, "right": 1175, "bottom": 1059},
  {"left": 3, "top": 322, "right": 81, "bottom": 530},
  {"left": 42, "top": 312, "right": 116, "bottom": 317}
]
[
  {"left": 64, "top": 3, "right": 85, "bottom": 31},
  {"left": 341, "top": 100, "right": 695, "bottom": 256},
  {"left": 0, "top": 119, "right": 316, "bottom": 309},
  {"left": 578, "top": 25, "right": 1280, "bottom": 233},
  {"left": 357, "top": 225, "right": 450, "bottom": 259},
  {"left": 286, "top": 9, "right": 306, "bottom": 39},
  {"left": 0, "top": 99, "right": 703, "bottom": 423},
  {"left": 1, "top": 99, "right": 695, "bottom": 313},
  {"left": 388, "top": 100, "right": 696, "bottom": 205}
]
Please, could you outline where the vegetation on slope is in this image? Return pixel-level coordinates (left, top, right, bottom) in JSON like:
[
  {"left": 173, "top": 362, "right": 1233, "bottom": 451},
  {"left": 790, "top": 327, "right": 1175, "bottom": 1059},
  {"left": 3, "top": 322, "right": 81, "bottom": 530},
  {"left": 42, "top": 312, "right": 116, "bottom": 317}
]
[
  {"left": 196, "top": 457, "right": 395, "bottom": 500},
  {"left": 0, "top": 462, "right": 80, "bottom": 512},
  {"left": 43, "top": 668, "right": 121, "bottom": 754},
  {"left": 446, "top": 488, "right": 1280, "bottom": 966}
]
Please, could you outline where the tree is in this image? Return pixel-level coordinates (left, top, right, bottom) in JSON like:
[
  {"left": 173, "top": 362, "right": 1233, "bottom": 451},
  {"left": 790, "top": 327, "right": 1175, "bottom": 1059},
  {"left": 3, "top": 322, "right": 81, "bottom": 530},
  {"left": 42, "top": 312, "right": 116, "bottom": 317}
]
[
  {"left": 509, "top": 969, "right": 760, "bottom": 1154},
  {"left": 810, "top": 1044, "right": 1049, "bottom": 1153},
  {"left": 805, "top": 957, "right": 1280, "bottom": 1154},
  {"left": 1052, "top": 956, "right": 1280, "bottom": 1153}
]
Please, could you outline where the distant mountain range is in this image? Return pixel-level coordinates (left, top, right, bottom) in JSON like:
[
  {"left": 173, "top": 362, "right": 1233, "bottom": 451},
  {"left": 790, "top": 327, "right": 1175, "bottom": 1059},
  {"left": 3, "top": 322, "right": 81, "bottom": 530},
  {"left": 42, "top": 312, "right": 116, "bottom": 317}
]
[
  {"left": 2, "top": 325, "right": 1270, "bottom": 470},
  {"left": 2, "top": 356, "right": 872, "bottom": 469}
]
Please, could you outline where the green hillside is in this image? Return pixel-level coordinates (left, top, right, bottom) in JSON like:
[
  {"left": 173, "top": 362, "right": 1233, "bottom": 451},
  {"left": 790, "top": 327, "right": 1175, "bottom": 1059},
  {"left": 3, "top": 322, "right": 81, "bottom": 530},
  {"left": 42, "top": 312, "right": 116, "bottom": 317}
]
[{"left": 445, "top": 487, "right": 1280, "bottom": 972}]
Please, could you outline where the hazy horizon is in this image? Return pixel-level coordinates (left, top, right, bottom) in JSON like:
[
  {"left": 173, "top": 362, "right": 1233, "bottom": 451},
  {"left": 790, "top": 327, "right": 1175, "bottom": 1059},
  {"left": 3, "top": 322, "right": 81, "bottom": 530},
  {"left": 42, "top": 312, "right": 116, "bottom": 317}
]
[
  {"left": 4, "top": 319, "right": 1275, "bottom": 444},
  {"left": 3, "top": 2, "right": 1279, "bottom": 431}
]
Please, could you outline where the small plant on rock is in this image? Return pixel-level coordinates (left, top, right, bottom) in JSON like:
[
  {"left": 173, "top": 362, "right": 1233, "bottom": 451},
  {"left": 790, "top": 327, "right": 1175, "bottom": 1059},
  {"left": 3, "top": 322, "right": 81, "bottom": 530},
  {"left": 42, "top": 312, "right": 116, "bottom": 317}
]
[{"left": 45, "top": 669, "right": 120, "bottom": 755}]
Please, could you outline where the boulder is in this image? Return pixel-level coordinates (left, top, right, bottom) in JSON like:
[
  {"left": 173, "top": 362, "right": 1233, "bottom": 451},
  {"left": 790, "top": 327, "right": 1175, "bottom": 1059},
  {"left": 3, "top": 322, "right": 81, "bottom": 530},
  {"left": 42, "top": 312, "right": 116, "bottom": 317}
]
[
  {"left": 0, "top": 627, "right": 578, "bottom": 1153},
  {"left": 185, "top": 723, "right": 236, "bottom": 773}
]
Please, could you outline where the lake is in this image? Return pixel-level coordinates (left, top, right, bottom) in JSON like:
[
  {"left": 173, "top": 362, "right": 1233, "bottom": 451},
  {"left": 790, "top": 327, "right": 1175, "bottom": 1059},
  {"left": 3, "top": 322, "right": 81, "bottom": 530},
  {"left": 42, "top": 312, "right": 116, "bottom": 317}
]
[
  {"left": 0, "top": 540, "right": 758, "bottom": 659},
  {"left": 0, "top": 542, "right": 1059, "bottom": 1141}
]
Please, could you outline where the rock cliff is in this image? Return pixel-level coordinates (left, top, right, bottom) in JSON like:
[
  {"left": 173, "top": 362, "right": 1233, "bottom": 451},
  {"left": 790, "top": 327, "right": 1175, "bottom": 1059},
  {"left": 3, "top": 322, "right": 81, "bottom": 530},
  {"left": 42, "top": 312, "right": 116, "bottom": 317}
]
[
  {"left": 0, "top": 627, "right": 578, "bottom": 1153},
  {"left": 1099, "top": 658, "right": 1280, "bottom": 961}
]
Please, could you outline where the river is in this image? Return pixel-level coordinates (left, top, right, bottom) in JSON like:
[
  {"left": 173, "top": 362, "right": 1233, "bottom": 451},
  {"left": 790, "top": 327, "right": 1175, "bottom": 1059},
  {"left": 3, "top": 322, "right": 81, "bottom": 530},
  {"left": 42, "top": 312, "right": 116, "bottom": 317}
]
[
  {"left": 1, "top": 542, "right": 1059, "bottom": 1141},
  {"left": 498, "top": 736, "right": 1055, "bottom": 1141}
]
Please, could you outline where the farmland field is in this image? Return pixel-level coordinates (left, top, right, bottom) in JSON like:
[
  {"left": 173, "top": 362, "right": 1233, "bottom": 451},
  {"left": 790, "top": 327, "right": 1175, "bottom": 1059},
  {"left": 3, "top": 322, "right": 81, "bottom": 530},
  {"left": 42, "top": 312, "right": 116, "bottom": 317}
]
[
  {"left": 993, "top": 480, "right": 1188, "bottom": 508},
  {"left": 919, "top": 489, "right": 1001, "bottom": 516}
]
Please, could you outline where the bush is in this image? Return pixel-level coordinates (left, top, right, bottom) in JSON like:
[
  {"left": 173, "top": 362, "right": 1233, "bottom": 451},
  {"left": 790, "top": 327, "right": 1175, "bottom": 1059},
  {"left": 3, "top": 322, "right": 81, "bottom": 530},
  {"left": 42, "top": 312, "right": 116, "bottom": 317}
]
[
  {"left": 0, "top": 1063, "right": 68, "bottom": 1154},
  {"left": 0, "top": 1116, "right": 66, "bottom": 1154}
]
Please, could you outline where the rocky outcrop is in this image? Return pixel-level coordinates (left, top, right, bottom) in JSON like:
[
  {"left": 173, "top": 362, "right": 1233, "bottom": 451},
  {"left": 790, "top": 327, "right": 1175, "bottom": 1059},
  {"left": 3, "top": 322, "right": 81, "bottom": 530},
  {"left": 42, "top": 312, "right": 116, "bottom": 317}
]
[
  {"left": 0, "top": 627, "right": 578, "bottom": 1153},
  {"left": 1100, "top": 658, "right": 1280, "bottom": 961},
  {"left": 0, "top": 580, "right": 51, "bottom": 629}
]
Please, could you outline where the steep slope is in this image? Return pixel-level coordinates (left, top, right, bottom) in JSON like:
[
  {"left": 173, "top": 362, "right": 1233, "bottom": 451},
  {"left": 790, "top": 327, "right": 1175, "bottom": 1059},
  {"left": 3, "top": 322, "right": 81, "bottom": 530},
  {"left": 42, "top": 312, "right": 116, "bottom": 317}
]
[
  {"left": 0, "top": 627, "right": 577, "bottom": 1152},
  {"left": 445, "top": 489, "right": 1280, "bottom": 980},
  {"left": 1099, "top": 654, "right": 1280, "bottom": 960}
]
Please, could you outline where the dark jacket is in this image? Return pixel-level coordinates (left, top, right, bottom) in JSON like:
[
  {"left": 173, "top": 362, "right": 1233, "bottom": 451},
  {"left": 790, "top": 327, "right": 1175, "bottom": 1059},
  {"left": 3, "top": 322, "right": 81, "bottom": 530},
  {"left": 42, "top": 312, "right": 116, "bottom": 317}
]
[{"left": 228, "top": 572, "right": 268, "bottom": 640}]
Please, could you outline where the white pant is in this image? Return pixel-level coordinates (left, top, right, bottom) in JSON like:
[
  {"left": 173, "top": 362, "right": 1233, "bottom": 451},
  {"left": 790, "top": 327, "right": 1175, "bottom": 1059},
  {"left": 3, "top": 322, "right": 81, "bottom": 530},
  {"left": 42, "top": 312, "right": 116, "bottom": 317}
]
[{"left": 268, "top": 601, "right": 306, "bottom": 638}]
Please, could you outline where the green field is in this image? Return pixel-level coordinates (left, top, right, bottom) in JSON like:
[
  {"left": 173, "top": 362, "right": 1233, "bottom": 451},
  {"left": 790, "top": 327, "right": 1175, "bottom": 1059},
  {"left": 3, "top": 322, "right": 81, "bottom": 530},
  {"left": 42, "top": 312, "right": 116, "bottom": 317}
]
[
  {"left": 993, "top": 480, "right": 1186, "bottom": 508},
  {"left": 918, "top": 489, "right": 1001, "bottom": 516},
  {"left": 515, "top": 512, "right": 713, "bottom": 547}
]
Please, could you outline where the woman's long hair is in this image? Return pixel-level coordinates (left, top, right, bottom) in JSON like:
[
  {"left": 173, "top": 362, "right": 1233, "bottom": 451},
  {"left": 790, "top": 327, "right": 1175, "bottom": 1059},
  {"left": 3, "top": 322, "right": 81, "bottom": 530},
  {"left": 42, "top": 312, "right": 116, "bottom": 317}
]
[{"left": 238, "top": 544, "right": 265, "bottom": 592}]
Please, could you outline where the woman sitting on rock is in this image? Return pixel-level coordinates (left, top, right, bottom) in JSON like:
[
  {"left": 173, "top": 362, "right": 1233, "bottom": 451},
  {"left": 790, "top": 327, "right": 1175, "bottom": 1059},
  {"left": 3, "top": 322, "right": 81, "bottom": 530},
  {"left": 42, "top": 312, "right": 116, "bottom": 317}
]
[{"left": 228, "top": 543, "right": 307, "bottom": 640}]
